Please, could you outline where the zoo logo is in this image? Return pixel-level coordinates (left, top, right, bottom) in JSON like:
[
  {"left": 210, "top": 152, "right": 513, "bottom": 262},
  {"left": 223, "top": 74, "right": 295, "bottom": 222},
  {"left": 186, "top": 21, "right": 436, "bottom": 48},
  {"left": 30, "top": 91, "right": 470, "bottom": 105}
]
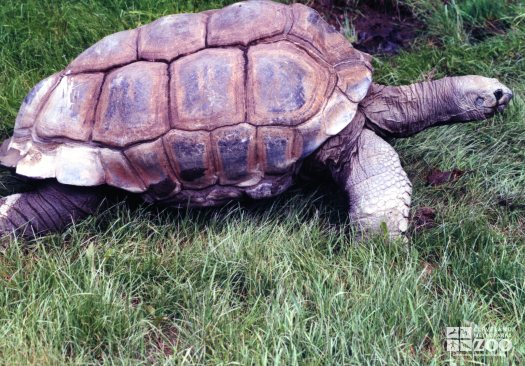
[{"left": 445, "top": 326, "right": 512, "bottom": 356}]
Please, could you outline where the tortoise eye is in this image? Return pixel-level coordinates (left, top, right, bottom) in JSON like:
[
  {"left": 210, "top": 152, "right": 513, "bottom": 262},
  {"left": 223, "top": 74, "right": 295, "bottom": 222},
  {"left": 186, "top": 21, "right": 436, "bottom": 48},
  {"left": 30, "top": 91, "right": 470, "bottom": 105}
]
[
  {"left": 494, "top": 89, "right": 503, "bottom": 101},
  {"left": 475, "top": 97, "right": 484, "bottom": 107}
]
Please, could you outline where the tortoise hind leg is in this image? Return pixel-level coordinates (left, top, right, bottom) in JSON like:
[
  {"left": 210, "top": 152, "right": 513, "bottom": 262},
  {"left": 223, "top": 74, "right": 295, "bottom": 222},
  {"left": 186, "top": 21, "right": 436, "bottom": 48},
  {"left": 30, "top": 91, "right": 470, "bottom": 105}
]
[
  {"left": 341, "top": 129, "right": 412, "bottom": 238},
  {"left": 0, "top": 181, "right": 104, "bottom": 238}
]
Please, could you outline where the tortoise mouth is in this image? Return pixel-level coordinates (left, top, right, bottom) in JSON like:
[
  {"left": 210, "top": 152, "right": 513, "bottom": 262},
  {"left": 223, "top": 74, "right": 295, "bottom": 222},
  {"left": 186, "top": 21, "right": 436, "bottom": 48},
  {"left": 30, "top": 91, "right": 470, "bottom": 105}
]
[
  {"left": 497, "top": 102, "right": 509, "bottom": 113},
  {"left": 484, "top": 91, "right": 513, "bottom": 117},
  {"left": 484, "top": 101, "right": 509, "bottom": 117},
  {"left": 495, "top": 91, "right": 513, "bottom": 113}
]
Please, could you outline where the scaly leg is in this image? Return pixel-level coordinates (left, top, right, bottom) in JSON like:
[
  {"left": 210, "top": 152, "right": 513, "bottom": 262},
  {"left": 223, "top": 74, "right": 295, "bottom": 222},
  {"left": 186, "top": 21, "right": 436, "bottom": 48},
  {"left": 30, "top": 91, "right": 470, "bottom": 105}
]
[
  {"left": 343, "top": 129, "right": 412, "bottom": 237},
  {"left": 0, "top": 181, "right": 104, "bottom": 238}
]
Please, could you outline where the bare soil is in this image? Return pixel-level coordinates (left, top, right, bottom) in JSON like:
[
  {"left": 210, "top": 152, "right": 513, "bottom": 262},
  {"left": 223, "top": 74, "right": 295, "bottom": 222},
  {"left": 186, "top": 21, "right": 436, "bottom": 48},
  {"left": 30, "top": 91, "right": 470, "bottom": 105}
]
[{"left": 309, "top": 0, "right": 422, "bottom": 55}]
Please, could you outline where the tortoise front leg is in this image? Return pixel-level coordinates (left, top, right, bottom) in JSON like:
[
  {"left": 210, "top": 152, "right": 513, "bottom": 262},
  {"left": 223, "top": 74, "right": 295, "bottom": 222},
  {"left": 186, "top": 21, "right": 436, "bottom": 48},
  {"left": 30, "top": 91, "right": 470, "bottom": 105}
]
[
  {"left": 0, "top": 181, "right": 104, "bottom": 238},
  {"left": 340, "top": 129, "right": 412, "bottom": 238}
]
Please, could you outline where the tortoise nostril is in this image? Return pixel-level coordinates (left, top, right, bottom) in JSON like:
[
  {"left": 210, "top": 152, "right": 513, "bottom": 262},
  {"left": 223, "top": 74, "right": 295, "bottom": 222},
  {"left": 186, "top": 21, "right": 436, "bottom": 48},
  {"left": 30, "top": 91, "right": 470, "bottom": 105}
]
[{"left": 494, "top": 89, "right": 503, "bottom": 101}]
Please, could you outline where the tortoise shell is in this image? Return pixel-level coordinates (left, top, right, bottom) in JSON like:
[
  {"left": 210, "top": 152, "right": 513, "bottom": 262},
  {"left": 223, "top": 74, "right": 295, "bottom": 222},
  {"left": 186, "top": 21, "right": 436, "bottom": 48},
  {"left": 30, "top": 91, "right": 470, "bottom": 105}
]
[{"left": 4, "top": 1, "right": 372, "bottom": 205}]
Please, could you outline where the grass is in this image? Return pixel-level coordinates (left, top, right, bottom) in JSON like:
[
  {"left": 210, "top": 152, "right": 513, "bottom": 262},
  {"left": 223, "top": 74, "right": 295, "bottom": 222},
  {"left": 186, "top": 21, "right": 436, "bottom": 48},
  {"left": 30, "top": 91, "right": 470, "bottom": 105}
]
[{"left": 0, "top": 0, "right": 525, "bottom": 364}]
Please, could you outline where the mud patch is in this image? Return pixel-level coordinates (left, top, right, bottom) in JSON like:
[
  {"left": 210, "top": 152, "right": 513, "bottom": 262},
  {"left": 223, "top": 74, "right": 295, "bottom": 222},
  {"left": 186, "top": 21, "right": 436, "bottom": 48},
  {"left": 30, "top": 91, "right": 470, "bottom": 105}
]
[
  {"left": 468, "top": 19, "right": 510, "bottom": 43},
  {"left": 426, "top": 169, "right": 465, "bottom": 186},
  {"left": 411, "top": 206, "right": 437, "bottom": 231},
  {"left": 309, "top": 0, "right": 422, "bottom": 55},
  {"left": 498, "top": 195, "right": 525, "bottom": 211}
]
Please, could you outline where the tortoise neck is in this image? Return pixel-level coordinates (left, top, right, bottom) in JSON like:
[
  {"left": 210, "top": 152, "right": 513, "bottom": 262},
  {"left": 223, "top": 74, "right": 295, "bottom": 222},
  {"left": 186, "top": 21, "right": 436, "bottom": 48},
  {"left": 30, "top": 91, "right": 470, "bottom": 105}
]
[{"left": 360, "top": 78, "right": 457, "bottom": 137}]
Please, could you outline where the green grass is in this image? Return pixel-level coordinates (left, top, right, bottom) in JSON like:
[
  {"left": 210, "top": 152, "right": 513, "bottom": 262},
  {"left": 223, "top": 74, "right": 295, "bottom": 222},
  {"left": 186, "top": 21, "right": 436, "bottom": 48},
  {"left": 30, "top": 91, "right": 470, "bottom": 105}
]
[
  {"left": 1, "top": 0, "right": 525, "bottom": 364},
  {"left": 403, "top": 0, "right": 523, "bottom": 44}
]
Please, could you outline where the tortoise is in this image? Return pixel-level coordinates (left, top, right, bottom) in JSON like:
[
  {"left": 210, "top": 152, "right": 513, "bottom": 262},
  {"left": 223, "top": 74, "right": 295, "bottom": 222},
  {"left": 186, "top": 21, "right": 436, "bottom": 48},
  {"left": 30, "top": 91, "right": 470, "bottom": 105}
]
[{"left": 0, "top": 0, "right": 513, "bottom": 239}]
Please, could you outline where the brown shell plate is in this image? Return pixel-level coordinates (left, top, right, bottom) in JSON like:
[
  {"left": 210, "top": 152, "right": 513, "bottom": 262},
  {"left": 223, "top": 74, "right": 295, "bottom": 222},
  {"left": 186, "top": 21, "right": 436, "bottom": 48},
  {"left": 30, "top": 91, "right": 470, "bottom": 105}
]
[{"left": 5, "top": 0, "right": 372, "bottom": 204}]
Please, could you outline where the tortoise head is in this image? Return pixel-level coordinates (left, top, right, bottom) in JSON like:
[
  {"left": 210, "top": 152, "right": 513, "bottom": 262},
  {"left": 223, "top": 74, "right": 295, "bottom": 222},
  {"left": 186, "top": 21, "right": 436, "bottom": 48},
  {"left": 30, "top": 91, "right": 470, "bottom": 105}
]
[{"left": 451, "top": 75, "right": 513, "bottom": 121}]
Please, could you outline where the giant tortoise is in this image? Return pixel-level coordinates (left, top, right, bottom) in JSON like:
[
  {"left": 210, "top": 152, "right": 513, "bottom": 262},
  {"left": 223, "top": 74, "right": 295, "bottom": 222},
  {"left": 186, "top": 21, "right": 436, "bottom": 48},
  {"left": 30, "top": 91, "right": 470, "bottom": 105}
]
[{"left": 0, "top": 0, "right": 513, "bottom": 238}]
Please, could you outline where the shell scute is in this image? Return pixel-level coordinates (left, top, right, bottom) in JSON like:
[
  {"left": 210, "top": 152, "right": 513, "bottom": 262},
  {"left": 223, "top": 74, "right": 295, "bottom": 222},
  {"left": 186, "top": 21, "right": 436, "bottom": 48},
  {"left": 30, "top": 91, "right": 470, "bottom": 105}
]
[
  {"left": 297, "top": 88, "right": 358, "bottom": 157},
  {"left": 124, "top": 138, "right": 180, "bottom": 198},
  {"left": 247, "top": 41, "right": 331, "bottom": 126},
  {"left": 35, "top": 73, "right": 103, "bottom": 141},
  {"left": 138, "top": 13, "right": 207, "bottom": 61},
  {"left": 99, "top": 149, "right": 146, "bottom": 193},
  {"left": 170, "top": 48, "right": 245, "bottom": 131},
  {"left": 15, "top": 72, "right": 62, "bottom": 130},
  {"left": 207, "top": 1, "right": 290, "bottom": 46},
  {"left": 289, "top": 3, "right": 370, "bottom": 66},
  {"left": 67, "top": 29, "right": 138, "bottom": 74},
  {"left": 336, "top": 63, "right": 373, "bottom": 103},
  {"left": 55, "top": 145, "right": 105, "bottom": 186},
  {"left": 93, "top": 61, "right": 170, "bottom": 147},
  {"left": 257, "top": 127, "right": 298, "bottom": 174},
  {"left": 163, "top": 130, "right": 217, "bottom": 189},
  {"left": 211, "top": 124, "right": 262, "bottom": 187},
  {"left": 15, "top": 142, "right": 57, "bottom": 179},
  {"left": 322, "top": 89, "right": 358, "bottom": 135}
]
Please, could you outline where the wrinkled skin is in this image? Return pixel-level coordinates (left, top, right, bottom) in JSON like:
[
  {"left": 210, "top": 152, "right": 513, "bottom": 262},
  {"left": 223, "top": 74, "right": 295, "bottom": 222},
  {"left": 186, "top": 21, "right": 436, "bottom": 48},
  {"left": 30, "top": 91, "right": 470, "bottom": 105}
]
[
  {"left": 0, "top": 182, "right": 104, "bottom": 239},
  {"left": 313, "top": 75, "right": 512, "bottom": 237},
  {"left": 362, "top": 76, "right": 512, "bottom": 137},
  {"left": 0, "top": 75, "right": 513, "bottom": 239}
]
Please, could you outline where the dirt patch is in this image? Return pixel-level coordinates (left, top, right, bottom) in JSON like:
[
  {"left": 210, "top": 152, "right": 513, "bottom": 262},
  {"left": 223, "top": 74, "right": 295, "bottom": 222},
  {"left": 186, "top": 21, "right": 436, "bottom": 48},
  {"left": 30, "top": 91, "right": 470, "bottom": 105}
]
[
  {"left": 309, "top": 0, "right": 422, "bottom": 55},
  {"left": 426, "top": 169, "right": 465, "bottom": 186},
  {"left": 469, "top": 19, "right": 511, "bottom": 43},
  {"left": 351, "top": 4, "right": 421, "bottom": 55},
  {"left": 411, "top": 206, "right": 437, "bottom": 232},
  {"left": 498, "top": 195, "right": 525, "bottom": 211},
  {"left": 145, "top": 323, "right": 179, "bottom": 361}
]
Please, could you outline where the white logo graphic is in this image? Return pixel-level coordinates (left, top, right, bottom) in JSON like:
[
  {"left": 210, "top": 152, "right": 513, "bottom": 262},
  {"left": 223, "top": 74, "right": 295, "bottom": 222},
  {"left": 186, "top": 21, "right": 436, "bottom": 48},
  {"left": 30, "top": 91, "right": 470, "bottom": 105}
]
[{"left": 445, "top": 325, "right": 512, "bottom": 356}]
